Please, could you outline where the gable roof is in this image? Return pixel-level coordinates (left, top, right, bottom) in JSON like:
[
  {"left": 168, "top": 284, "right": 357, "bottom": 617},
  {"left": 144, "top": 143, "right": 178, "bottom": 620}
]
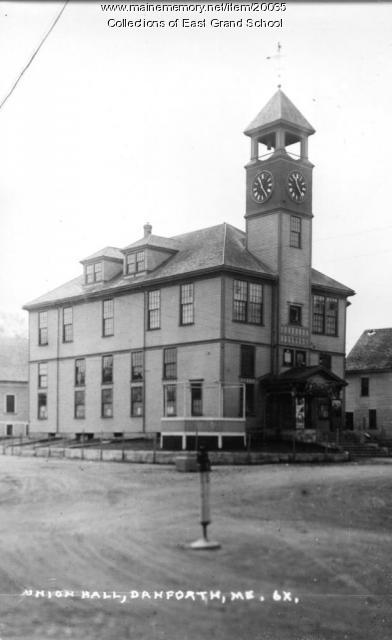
[
  {"left": 346, "top": 328, "right": 392, "bottom": 372},
  {"left": 244, "top": 89, "right": 315, "bottom": 136},
  {"left": 311, "top": 268, "right": 355, "bottom": 297},
  {"left": 123, "top": 234, "right": 178, "bottom": 252},
  {"left": 80, "top": 246, "right": 124, "bottom": 263},
  {"left": 0, "top": 336, "right": 28, "bottom": 382}
]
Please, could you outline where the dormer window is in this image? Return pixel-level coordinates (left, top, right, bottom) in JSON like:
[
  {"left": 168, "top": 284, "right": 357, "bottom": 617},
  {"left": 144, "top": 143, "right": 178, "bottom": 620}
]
[
  {"left": 126, "top": 251, "right": 145, "bottom": 275},
  {"left": 85, "top": 262, "right": 102, "bottom": 284}
]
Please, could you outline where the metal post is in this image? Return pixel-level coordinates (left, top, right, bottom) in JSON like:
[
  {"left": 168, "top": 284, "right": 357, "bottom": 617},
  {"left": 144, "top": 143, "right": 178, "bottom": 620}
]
[{"left": 190, "top": 446, "right": 220, "bottom": 550}]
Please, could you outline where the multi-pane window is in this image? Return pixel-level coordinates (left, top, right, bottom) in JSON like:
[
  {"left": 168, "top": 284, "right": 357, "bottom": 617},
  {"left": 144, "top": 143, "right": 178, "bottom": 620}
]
[
  {"left": 101, "top": 388, "right": 113, "bottom": 418},
  {"left": 180, "top": 284, "right": 194, "bottom": 325},
  {"left": 38, "top": 393, "right": 47, "bottom": 420},
  {"left": 295, "top": 350, "right": 306, "bottom": 367},
  {"left": 131, "top": 351, "right": 143, "bottom": 381},
  {"left": 290, "top": 216, "right": 301, "bottom": 248},
  {"left": 102, "top": 299, "right": 114, "bottom": 336},
  {"left": 319, "top": 353, "right": 332, "bottom": 370},
  {"left": 74, "top": 390, "right": 85, "bottom": 419},
  {"left": 163, "top": 348, "right": 177, "bottom": 380},
  {"left": 126, "top": 251, "right": 145, "bottom": 274},
  {"left": 75, "top": 359, "right": 86, "bottom": 386},
  {"left": 164, "top": 384, "right": 176, "bottom": 416},
  {"left": 190, "top": 382, "right": 203, "bottom": 417},
  {"left": 289, "top": 304, "right": 302, "bottom": 325},
  {"left": 5, "top": 395, "right": 15, "bottom": 413},
  {"left": 102, "top": 355, "right": 113, "bottom": 384},
  {"left": 233, "top": 280, "right": 263, "bottom": 324},
  {"left": 86, "top": 262, "right": 102, "bottom": 284},
  {"left": 131, "top": 387, "right": 143, "bottom": 417},
  {"left": 38, "top": 362, "right": 48, "bottom": 388},
  {"left": 361, "top": 377, "right": 369, "bottom": 397},
  {"left": 240, "top": 345, "right": 255, "bottom": 378},
  {"left": 63, "top": 306, "right": 73, "bottom": 342},
  {"left": 38, "top": 311, "right": 48, "bottom": 345},
  {"left": 312, "top": 295, "right": 338, "bottom": 336},
  {"left": 148, "top": 290, "right": 160, "bottom": 330}
]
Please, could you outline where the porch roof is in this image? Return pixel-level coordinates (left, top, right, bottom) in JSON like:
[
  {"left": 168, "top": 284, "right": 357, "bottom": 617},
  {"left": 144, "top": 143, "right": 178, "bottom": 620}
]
[{"left": 259, "top": 366, "right": 347, "bottom": 391}]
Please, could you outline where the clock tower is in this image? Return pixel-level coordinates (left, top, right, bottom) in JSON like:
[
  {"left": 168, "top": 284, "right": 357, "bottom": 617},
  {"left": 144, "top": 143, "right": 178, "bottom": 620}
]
[{"left": 244, "top": 88, "right": 315, "bottom": 373}]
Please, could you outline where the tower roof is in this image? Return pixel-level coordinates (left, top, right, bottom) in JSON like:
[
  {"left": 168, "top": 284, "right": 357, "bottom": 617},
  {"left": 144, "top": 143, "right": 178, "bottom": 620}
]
[{"left": 244, "top": 88, "right": 315, "bottom": 137}]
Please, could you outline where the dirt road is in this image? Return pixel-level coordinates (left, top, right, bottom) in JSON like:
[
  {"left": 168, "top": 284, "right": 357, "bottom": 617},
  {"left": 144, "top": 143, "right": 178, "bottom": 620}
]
[{"left": 0, "top": 457, "right": 391, "bottom": 639}]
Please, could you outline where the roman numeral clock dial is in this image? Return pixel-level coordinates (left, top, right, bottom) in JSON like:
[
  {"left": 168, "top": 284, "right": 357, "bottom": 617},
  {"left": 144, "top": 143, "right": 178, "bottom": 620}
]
[
  {"left": 251, "top": 170, "right": 274, "bottom": 203},
  {"left": 287, "top": 171, "right": 307, "bottom": 203}
]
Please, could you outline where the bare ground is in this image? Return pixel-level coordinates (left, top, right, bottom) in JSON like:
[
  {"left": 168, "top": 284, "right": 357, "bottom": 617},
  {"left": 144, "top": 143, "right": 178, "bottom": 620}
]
[{"left": 0, "top": 457, "right": 391, "bottom": 640}]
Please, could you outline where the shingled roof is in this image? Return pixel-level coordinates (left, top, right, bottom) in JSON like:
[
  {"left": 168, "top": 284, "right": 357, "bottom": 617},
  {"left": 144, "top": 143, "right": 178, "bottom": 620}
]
[
  {"left": 0, "top": 336, "right": 28, "bottom": 382},
  {"left": 23, "top": 222, "right": 354, "bottom": 309},
  {"left": 244, "top": 88, "right": 315, "bottom": 136},
  {"left": 346, "top": 328, "right": 392, "bottom": 372}
]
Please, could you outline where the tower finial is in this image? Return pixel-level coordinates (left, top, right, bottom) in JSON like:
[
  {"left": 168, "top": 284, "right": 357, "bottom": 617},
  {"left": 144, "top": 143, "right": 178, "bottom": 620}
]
[{"left": 266, "top": 42, "right": 284, "bottom": 89}]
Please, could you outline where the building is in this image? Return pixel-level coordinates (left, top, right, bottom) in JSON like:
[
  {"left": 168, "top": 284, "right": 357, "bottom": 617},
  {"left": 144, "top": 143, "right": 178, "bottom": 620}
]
[
  {"left": 346, "top": 328, "right": 392, "bottom": 436},
  {"left": 23, "top": 88, "right": 354, "bottom": 449},
  {"left": 0, "top": 336, "right": 29, "bottom": 437}
]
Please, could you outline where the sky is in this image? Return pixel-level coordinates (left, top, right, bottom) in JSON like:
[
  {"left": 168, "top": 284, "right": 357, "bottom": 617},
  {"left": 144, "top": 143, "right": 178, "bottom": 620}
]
[{"left": 0, "top": 1, "right": 391, "bottom": 350}]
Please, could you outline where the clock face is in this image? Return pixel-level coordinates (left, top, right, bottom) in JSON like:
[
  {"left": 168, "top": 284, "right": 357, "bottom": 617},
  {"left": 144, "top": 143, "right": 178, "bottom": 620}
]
[
  {"left": 251, "top": 170, "right": 274, "bottom": 203},
  {"left": 287, "top": 171, "right": 307, "bottom": 202}
]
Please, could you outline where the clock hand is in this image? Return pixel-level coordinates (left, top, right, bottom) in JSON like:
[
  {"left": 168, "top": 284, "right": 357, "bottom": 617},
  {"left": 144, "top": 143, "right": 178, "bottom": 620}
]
[
  {"left": 293, "top": 174, "right": 301, "bottom": 196},
  {"left": 258, "top": 176, "right": 268, "bottom": 199}
]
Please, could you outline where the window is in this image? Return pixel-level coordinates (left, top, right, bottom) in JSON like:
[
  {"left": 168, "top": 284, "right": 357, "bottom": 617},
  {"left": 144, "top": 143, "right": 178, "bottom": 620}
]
[
  {"left": 101, "top": 388, "right": 113, "bottom": 418},
  {"left": 63, "top": 306, "right": 73, "bottom": 342},
  {"left": 38, "top": 362, "right": 48, "bottom": 388},
  {"left": 86, "top": 262, "right": 102, "bottom": 284},
  {"left": 38, "top": 393, "right": 47, "bottom": 420},
  {"left": 240, "top": 345, "right": 255, "bottom": 378},
  {"left": 75, "top": 359, "right": 86, "bottom": 386},
  {"left": 164, "top": 384, "right": 176, "bottom": 416},
  {"left": 289, "top": 304, "right": 302, "bottom": 325},
  {"left": 131, "top": 351, "right": 143, "bottom": 381},
  {"left": 233, "top": 280, "right": 263, "bottom": 324},
  {"left": 319, "top": 353, "right": 332, "bottom": 370},
  {"left": 163, "top": 348, "right": 177, "bottom": 380},
  {"left": 102, "top": 355, "right": 113, "bottom": 384},
  {"left": 283, "top": 349, "right": 294, "bottom": 366},
  {"left": 6, "top": 424, "right": 13, "bottom": 436},
  {"left": 131, "top": 386, "right": 143, "bottom": 417},
  {"left": 126, "top": 251, "right": 145, "bottom": 274},
  {"left": 180, "top": 284, "right": 194, "bottom": 325},
  {"left": 369, "top": 409, "right": 377, "bottom": 430},
  {"left": 5, "top": 395, "right": 15, "bottom": 413},
  {"left": 240, "top": 383, "right": 255, "bottom": 417},
  {"left": 148, "top": 290, "right": 160, "bottom": 329},
  {"left": 361, "top": 377, "right": 369, "bottom": 397},
  {"left": 190, "top": 382, "right": 203, "bottom": 417},
  {"left": 74, "top": 390, "right": 85, "bottom": 419},
  {"left": 290, "top": 216, "right": 301, "bottom": 248},
  {"left": 38, "top": 311, "right": 48, "bottom": 345},
  {"left": 102, "top": 299, "right": 114, "bottom": 336},
  {"left": 345, "top": 412, "right": 354, "bottom": 430},
  {"left": 318, "top": 399, "right": 330, "bottom": 420},
  {"left": 312, "top": 295, "right": 338, "bottom": 336},
  {"left": 295, "top": 350, "right": 306, "bottom": 367}
]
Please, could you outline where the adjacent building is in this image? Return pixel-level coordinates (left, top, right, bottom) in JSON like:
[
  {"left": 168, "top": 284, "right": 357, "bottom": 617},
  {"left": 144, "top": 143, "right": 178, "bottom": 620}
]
[
  {"left": 346, "top": 328, "right": 392, "bottom": 436},
  {"left": 0, "top": 336, "right": 29, "bottom": 437},
  {"left": 23, "top": 89, "right": 354, "bottom": 449}
]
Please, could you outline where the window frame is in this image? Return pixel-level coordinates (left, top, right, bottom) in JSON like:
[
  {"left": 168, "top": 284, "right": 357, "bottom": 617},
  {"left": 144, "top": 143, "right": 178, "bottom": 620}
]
[
  {"left": 102, "top": 354, "right": 113, "bottom": 385},
  {"left": 85, "top": 261, "right": 103, "bottom": 284},
  {"left": 233, "top": 280, "right": 263, "bottom": 325},
  {"left": 38, "top": 393, "right": 47, "bottom": 420},
  {"left": 5, "top": 394, "right": 15, "bottom": 414},
  {"left": 180, "top": 283, "right": 194, "bottom": 326},
  {"left": 163, "top": 347, "right": 177, "bottom": 380},
  {"left": 74, "top": 390, "right": 86, "bottom": 419},
  {"left": 38, "top": 311, "right": 48, "bottom": 346},
  {"left": 101, "top": 388, "right": 113, "bottom": 418},
  {"left": 289, "top": 304, "right": 302, "bottom": 326},
  {"left": 319, "top": 352, "right": 332, "bottom": 370},
  {"left": 164, "top": 384, "right": 177, "bottom": 417},
  {"left": 360, "top": 377, "right": 369, "bottom": 397},
  {"left": 190, "top": 381, "right": 203, "bottom": 417},
  {"left": 63, "top": 306, "right": 73, "bottom": 343},
  {"left": 147, "top": 290, "right": 160, "bottom": 330},
  {"left": 369, "top": 409, "right": 377, "bottom": 430},
  {"left": 131, "top": 386, "right": 143, "bottom": 417},
  {"left": 312, "top": 294, "right": 338, "bottom": 336},
  {"left": 102, "top": 298, "right": 114, "bottom": 337},
  {"left": 290, "top": 215, "right": 302, "bottom": 248},
  {"left": 38, "top": 362, "right": 48, "bottom": 389},
  {"left": 75, "top": 358, "right": 86, "bottom": 387},
  {"left": 126, "top": 251, "right": 145, "bottom": 275},
  {"left": 131, "top": 351, "right": 143, "bottom": 381}
]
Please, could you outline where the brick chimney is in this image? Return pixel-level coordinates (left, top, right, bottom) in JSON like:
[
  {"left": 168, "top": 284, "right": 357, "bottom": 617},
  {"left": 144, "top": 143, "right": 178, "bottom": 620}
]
[{"left": 143, "top": 222, "right": 152, "bottom": 238}]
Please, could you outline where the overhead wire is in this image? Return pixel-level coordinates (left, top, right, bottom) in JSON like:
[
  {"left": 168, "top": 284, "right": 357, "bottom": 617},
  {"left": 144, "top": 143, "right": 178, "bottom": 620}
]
[{"left": 0, "top": 1, "right": 68, "bottom": 112}]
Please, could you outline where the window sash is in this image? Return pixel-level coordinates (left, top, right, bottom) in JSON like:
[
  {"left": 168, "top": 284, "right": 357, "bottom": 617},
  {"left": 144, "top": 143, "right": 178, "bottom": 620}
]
[
  {"left": 63, "top": 307, "right": 73, "bottom": 342},
  {"left": 38, "top": 393, "right": 47, "bottom": 420},
  {"left": 131, "top": 351, "right": 143, "bottom": 381},
  {"left": 164, "top": 384, "right": 177, "bottom": 416},
  {"left": 131, "top": 386, "right": 143, "bottom": 417},
  {"left": 38, "top": 311, "right": 48, "bottom": 345},
  {"left": 38, "top": 362, "right": 48, "bottom": 388},
  {"left": 101, "top": 388, "right": 113, "bottom": 418},
  {"left": 191, "top": 383, "right": 203, "bottom": 417},
  {"left": 233, "top": 280, "right": 262, "bottom": 324},
  {"left": 312, "top": 295, "right": 338, "bottom": 335},
  {"left": 103, "top": 299, "right": 114, "bottom": 336},
  {"left": 289, "top": 305, "right": 302, "bottom": 325},
  {"left": 163, "top": 348, "right": 177, "bottom": 379},
  {"left": 75, "top": 359, "right": 86, "bottom": 386},
  {"left": 136, "top": 251, "right": 145, "bottom": 272},
  {"left": 148, "top": 290, "right": 160, "bottom": 329},
  {"left": 74, "top": 390, "right": 85, "bottom": 419},
  {"left": 290, "top": 216, "right": 301, "bottom": 248},
  {"left": 126, "top": 253, "right": 136, "bottom": 274},
  {"left": 102, "top": 355, "right": 113, "bottom": 384},
  {"left": 180, "top": 284, "right": 194, "bottom": 325},
  {"left": 6, "top": 395, "right": 15, "bottom": 413}
]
